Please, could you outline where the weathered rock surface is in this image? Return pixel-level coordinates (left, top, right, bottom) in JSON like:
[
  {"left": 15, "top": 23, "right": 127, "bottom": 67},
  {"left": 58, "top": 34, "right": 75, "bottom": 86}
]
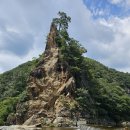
[
  {"left": 0, "top": 125, "right": 41, "bottom": 130},
  {"left": 15, "top": 23, "right": 77, "bottom": 127}
]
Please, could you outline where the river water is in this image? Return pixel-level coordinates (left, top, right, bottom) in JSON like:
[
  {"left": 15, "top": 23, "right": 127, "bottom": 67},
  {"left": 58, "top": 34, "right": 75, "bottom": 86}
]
[
  {"left": 0, "top": 126, "right": 129, "bottom": 130},
  {"left": 43, "top": 126, "right": 129, "bottom": 130}
]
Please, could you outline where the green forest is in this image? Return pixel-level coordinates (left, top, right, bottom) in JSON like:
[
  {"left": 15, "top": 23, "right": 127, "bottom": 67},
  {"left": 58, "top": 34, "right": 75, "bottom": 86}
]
[
  {"left": 0, "top": 12, "right": 130, "bottom": 126},
  {"left": 0, "top": 60, "right": 38, "bottom": 125},
  {"left": 0, "top": 56, "right": 130, "bottom": 125}
]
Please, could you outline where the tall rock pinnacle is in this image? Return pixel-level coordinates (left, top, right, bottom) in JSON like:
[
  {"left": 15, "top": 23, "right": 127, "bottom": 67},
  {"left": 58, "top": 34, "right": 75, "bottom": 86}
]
[
  {"left": 15, "top": 22, "right": 76, "bottom": 126},
  {"left": 45, "top": 23, "right": 57, "bottom": 51}
]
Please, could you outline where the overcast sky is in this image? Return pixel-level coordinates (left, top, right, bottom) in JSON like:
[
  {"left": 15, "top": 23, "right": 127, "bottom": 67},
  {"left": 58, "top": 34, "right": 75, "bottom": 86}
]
[{"left": 1, "top": 0, "right": 130, "bottom": 73}]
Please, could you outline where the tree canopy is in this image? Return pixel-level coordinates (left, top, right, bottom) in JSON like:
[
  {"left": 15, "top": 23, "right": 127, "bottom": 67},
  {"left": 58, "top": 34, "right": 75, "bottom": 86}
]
[
  {"left": 53, "top": 11, "right": 130, "bottom": 125},
  {"left": 53, "top": 11, "right": 71, "bottom": 31},
  {"left": 0, "top": 12, "right": 130, "bottom": 126}
]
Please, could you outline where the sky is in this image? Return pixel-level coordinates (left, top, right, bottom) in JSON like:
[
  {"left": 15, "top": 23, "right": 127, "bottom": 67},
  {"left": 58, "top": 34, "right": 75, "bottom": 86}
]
[{"left": 0, "top": 0, "right": 130, "bottom": 73}]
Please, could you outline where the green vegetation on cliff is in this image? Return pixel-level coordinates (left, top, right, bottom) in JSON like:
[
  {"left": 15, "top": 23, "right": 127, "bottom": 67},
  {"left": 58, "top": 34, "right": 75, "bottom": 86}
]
[
  {"left": 0, "top": 55, "right": 130, "bottom": 125},
  {"left": 0, "top": 12, "right": 130, "bottom": 125},
  {"left": 53, "top": 12, "right": 130, "bottom": 124},
  {"left": 0, "top": 59, "right": 38, "bottom": 125},
  {"left": 78, "top": 58, "right": 130, "bottom": 124}
]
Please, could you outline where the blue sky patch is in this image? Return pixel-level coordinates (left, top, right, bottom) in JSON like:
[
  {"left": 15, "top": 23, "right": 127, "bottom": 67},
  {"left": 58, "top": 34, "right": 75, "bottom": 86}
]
[{"left": 83, "top": 0, "right": 130, "bottom": 19}]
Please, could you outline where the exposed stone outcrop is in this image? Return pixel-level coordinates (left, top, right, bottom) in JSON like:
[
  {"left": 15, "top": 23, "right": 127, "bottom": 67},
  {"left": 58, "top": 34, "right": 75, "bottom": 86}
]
[
  {"left": 0, "top": 125, "right": 41, "bottom": 130},
  {"left": 15, "top": 23, "right": 77, "bottom": 127}
]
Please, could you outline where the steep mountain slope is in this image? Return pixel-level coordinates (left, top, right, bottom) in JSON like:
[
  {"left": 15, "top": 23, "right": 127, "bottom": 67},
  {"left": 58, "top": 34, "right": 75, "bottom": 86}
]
[
  {"left": 0, "top": 12, "right": 130, "bottom": 126},
  {"left": 79, "top": 58, "right": 130, "bottom": 125},
  {"left": 0, "top": 53, "right": 130, "bottom": 126},
  {"left": 0, "top": 60, "right": 38, "bottom": 125},
  {"left": 15, "top": 23, "right": 76, "bottom": 126}
]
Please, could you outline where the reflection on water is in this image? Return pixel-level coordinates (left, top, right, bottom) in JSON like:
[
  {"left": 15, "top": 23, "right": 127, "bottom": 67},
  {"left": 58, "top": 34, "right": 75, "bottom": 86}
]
[
  {"left": 43, "top": 126, "right": 130, "bottom": 130},
  {"left": 42, "top": 128, "right": 79, "bottom": 130},
  {"left": 0, "top": 126, "right": 130, "bottom": 130},
  {"left": 79, "top": 125, "right": 128, "bottom": 130}
]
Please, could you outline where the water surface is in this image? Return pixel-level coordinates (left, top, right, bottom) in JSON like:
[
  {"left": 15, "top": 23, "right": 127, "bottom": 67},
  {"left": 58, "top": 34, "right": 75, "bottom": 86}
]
[
  {"left": 43, "top": 128, "right": 79, "bottom": 130},
  {"left": 43, "top": 126, "right": 130, "bottom": 130},
  {"left": 0, "top": 126, "right": 130, "bottom": 130}
]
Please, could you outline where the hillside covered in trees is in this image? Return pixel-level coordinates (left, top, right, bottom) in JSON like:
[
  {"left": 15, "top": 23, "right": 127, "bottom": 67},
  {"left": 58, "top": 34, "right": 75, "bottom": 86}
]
[{"left": 0, "top": 12, "right": 130, "bottom": 126}]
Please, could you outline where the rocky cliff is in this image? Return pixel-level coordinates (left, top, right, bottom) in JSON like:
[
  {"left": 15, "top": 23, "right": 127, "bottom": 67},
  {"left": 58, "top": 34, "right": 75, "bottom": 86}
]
[
  {"left": 15, "top": 23, "right": 77, "bottom": 127},
  {"left": 2, "top": 12, "right": 130, "bottom": 127}
]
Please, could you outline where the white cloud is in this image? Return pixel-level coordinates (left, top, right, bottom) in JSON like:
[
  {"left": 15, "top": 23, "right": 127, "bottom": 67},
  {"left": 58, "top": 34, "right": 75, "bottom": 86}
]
[
  {"left": 88, "top": 17, "right": 130, "bottom": 72},
  {"left": 0, "top": 52, "right": 23, "bottom": 72},
  {"left": 0, "top": 0, "right": 130, "bottom": 73},
  {"left": 109, "top": 0, "right": 123, "bottom": 4},
  {"left": 108, "top": 0, "right": 130, "bottom": 7},
  {"left": 0, "top": 0, "right": 91, "bottom": 73}
]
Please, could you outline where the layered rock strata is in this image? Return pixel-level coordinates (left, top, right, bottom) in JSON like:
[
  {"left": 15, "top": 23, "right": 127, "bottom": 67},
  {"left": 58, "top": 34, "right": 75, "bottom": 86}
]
[{"left": 16, "top": 23, "right": 76, "bottom": 126}]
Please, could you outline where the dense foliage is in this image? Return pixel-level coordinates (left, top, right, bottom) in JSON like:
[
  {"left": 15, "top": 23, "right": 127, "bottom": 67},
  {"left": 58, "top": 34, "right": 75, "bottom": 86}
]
[
  {"left": 54, "top": 12, "right": 87, "bottom": 82},
  {"left": 0, "top": 12, "right": 130, "bottom": 125},
  {"left": 54, "top": 12, "right": 130, "bottom": 125},
  {"left": 62, "top": 44, "right": 130, "bottom": 124},
  {"left": 82, "top": 58, "right": 130, "bottom": 124},
  {"left": 0, "top": 97, "right": 18, "bottom": 125},
  {"left": 0, "top": 59, "right": 38, "bottom": 125}
]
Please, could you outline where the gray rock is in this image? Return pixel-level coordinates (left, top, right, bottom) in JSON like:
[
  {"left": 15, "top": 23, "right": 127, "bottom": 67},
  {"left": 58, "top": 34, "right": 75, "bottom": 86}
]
[
  {"left": 0, "top": 125, "right": 42, "bottom": 130},
  {"left": 53, "top": 117, "right": 63, "bottom": 124}
]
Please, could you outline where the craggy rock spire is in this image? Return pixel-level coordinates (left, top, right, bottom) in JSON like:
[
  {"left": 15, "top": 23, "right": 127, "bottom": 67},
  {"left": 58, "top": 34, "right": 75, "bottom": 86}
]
[
  {"left": 15, "top": 22, "right": 76, "bottom": 127},
  {"left": 45, "top": 23, "right": 57, "bottom": 51}
]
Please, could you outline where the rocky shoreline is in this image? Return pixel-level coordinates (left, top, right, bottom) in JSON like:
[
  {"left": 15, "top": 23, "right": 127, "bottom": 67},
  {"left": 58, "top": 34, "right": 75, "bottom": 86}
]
[
  {"left": 0, "top": 125, "right": 42, "bottom": 130},
  {"left": 1, "top": 120, "right": 130, "bottom": 130}
]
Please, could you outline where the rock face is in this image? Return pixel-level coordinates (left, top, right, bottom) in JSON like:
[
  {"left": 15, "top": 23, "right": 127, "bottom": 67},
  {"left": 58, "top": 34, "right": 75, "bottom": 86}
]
[
  {"left": 0, "top": 125, "right": 41, "bottom": 130},
  {"left": 16, "top": 23, "right": 76, "bottom": 126}
]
